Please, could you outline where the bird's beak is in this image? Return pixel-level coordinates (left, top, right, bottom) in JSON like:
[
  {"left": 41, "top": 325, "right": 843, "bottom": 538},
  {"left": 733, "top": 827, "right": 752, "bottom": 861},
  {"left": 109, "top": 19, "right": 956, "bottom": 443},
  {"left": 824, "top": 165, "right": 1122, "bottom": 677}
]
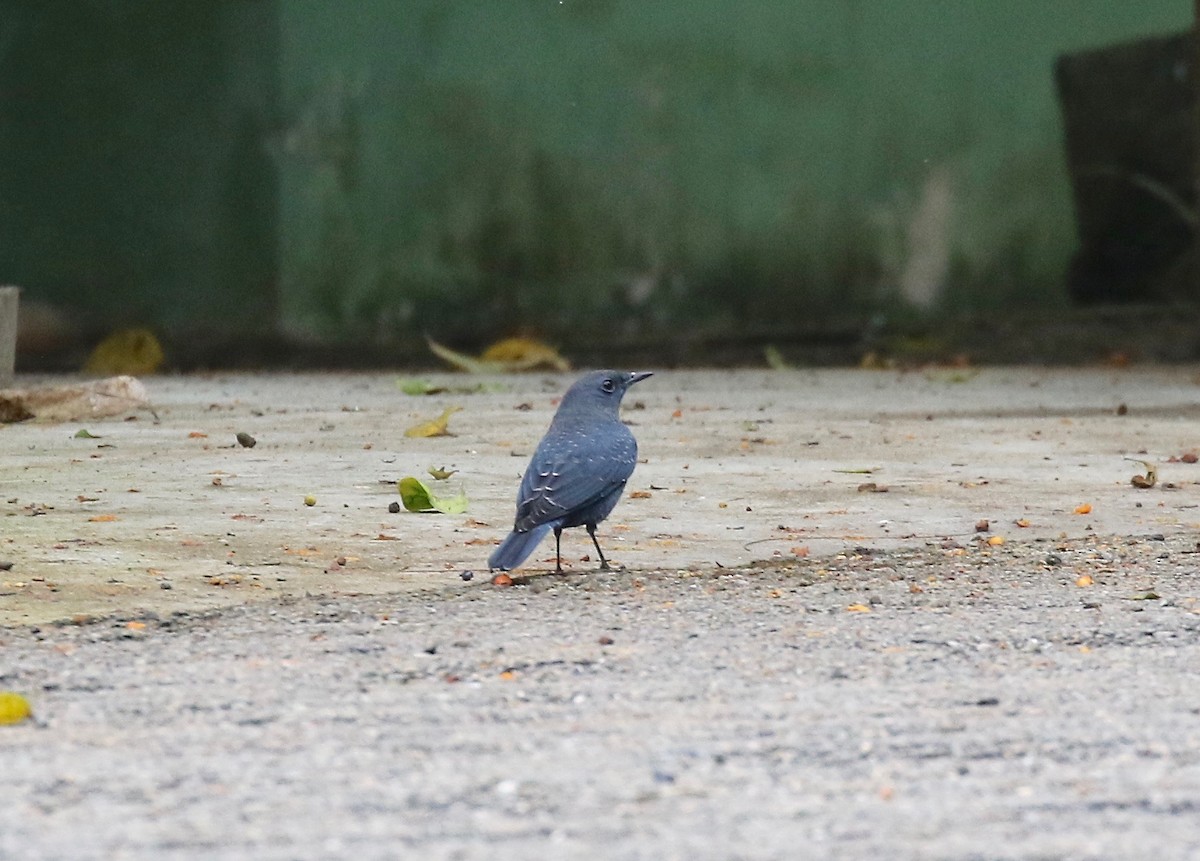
[{"left": 627, "top": 371, "right": 653, "bottom": 386}]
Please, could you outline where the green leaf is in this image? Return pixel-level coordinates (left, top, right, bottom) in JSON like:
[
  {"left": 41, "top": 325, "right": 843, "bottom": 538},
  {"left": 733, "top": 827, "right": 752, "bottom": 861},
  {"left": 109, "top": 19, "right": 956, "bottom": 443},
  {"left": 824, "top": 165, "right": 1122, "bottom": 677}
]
[
  {"left": 398, "top": 477, "right": 468, "bottom": 514},
  {"left": 74, "top": 428, "right": 101, "bottom": 439},
  {"left": 1129, "top": 591, "right": 1162, "bottom": 601},
  {"left": 427, "top": 465, "right": 458, "bottom": 480},
  {"left": 764, "top": 344, "right": 792, "bottom": 370},
  {"left": 397, "top": 378, "right": 445, "bottom": 396}
]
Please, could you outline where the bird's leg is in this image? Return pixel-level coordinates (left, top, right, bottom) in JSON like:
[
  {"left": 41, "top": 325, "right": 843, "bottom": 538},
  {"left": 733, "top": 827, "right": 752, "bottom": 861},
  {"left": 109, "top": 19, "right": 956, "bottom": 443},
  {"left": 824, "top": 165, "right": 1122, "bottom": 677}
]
[
  {"left": 586, "top": 524, "right": 610, "bottom": 570},
  {"left": 554, "top": 526, "right": 564, "bottom": 574}
]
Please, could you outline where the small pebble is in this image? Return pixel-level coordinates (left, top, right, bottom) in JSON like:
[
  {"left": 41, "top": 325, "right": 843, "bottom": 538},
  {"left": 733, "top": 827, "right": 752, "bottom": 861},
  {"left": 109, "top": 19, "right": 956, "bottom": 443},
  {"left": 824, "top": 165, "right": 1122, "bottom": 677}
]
[
  {"left": 460, "top": 571, "right": 474, "bottom": 582},
  {"left": 236, "top": 432, "right": 257, "bottom": 448},
  {"left": 388, "top": 501, "right": 401, "bottom": 514}
]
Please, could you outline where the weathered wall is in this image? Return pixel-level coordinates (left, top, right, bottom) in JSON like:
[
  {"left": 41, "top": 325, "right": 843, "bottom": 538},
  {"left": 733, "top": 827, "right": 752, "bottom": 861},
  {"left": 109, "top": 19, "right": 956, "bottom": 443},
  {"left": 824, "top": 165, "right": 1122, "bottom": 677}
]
[
  {"left": 0, "top": 1, "right": 1191, "bottom": 350},
  {"left": 277, "top": 1, "right": 1190, "bottom": 343},
  {"left": 0, "top": 1, "right": 278, "bottom": 334}
]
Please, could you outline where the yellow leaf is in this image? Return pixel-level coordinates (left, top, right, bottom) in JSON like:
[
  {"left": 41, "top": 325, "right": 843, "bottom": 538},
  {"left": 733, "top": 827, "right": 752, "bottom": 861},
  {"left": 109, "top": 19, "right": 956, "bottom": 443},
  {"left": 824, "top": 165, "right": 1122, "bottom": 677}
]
[
  {"left": 480, "top": 337, "right": 570, "bottom": 371},
  {"left": 0, "top": 691, "right": 32, "bottom": 725},
  {"left": 846, "top": 603, "right": 872, "bottom": 613},
  {"left": 426, "top": 338, "right": 496, "bottom": 373},
  {"left": 986, "top": 535, "right": 1005, "bottom": 546},
  {"left": 1075, "top": 575, "right": 1094, "bottom": 587},
  {"left": 84, "top": 328, "right": 164, "bottom": 376},
  {"left": 1074, "top": 503, "right": 1093, "bottom": 515},
  {"left": 427, "top": 336, "right": 570, "bottom": 373},
  {"left": 405, "top": 406, "right": 462, "bottom": 438}
]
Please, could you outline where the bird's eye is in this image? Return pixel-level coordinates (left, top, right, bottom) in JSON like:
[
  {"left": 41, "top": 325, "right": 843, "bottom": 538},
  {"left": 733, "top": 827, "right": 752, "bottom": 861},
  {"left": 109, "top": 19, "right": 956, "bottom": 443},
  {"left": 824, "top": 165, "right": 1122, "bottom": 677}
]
[{"left": 601, "top": 378, "right": 617, "bottom": 394}]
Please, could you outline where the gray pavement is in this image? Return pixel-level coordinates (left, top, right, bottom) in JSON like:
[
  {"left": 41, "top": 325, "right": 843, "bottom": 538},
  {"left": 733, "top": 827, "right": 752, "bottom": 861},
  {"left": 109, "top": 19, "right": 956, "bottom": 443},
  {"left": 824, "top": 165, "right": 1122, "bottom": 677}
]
[{"left": 3, "top": 368, "right": 1200, "bottom": 858}]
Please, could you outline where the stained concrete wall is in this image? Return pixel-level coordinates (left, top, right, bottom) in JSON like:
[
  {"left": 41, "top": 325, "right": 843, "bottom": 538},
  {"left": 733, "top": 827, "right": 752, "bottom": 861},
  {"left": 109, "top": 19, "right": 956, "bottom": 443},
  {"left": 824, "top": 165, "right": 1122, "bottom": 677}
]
[
  {"left": 277, "top": 1, "right": 1191, "bottom": 342},
  {"left": 0, "top": 1, "right": 1191, "bottom": 350},
  {"left": 0, "top": 1, "right": 279, "bottom": 335}
]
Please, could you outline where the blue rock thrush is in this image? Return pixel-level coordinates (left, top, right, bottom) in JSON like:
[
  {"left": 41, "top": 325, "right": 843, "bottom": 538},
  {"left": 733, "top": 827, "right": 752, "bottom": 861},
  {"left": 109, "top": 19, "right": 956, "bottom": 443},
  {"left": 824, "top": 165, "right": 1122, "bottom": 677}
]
[{"left": 489, "top": 370, "right": 653, "bottom": 573}]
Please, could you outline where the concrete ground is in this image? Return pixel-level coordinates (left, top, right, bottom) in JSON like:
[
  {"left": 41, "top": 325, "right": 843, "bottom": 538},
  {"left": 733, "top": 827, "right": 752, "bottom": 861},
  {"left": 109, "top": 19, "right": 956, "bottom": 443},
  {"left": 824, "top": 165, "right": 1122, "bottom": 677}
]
[{"left": 2, "top": 367, "right": 1200, "bottom": 859}]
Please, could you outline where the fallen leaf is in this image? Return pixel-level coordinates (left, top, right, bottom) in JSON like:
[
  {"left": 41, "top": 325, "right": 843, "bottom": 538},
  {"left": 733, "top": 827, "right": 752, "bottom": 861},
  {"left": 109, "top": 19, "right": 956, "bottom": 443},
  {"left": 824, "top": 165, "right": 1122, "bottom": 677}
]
[
  {"left": 1126, "top": 458, "right": 1157, "bottom": 489},
  {"left": 0, "top": 692, "right": 33, "bottom": 725},
  {"left": 1074, "top": 503, "right": 1093, "bottom": 515},
  {"left": 405, "top": 406, "right": 462, "bottom": 438},
  {"left": 846, "top": 603, "right": 872, "bottom": 613},
  {"left": 791, "top": 545, "right": 810, "bottom": 557},
  {"left": 88, "top": 514, "right": 119, "bottom": 522},
  {"left": 73, "top": 428, "right": 101, "bottom": 439},
  {"left": 398, "top": 476, "right": 468, "bottom": 514},
  {"left": 1014, "top": 518, "right": 1031, "bottom": 528},
  {"left": 835, "top": 467, "right": 878, "bottom": 475},
  {"left": 764, "top": 345, "right": 792, "bottom": 370},
  {"left": 427, "top": 466, "right": 458, "bottom": 480},
  {"left": 986, "top": 535, "right": 1005, "bottom": 546},
  {"left": 480, "top": 337, "right": 571, "bottom": 371},
  {"left": 188, "top": 431, "right": 208, "bottom": 439},
  {"left": 629, "top": 490, "right": 652, "bottom": 499},
  {"left": 1075, "top": 575, "right": 1094, "bottom": 587},
  {"left": 398, "top": 378, "right": 446, "bottom": 396},
  {"left": 428, "top": 336, "right": 570, "bottom": 373},
  {"left": 125, "top": 620, "right": 147, "bottom": 631},
  {"left": 84, "top": 328, "right": 164, "bottom": 376}
]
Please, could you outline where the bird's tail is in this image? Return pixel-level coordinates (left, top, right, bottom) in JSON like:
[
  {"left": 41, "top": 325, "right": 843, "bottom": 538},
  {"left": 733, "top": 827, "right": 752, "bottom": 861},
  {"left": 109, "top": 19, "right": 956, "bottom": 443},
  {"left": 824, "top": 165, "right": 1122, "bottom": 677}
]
[{"left": 488, "top": 524, "right": 552, "bottom": 571}]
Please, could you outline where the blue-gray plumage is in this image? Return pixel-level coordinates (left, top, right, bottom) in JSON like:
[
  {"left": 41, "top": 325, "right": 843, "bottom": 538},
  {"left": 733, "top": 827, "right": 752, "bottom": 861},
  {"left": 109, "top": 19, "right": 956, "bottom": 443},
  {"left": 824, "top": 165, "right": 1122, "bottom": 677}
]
[{"left": 489, "top": 370, "right": 653, "bottom": 573}]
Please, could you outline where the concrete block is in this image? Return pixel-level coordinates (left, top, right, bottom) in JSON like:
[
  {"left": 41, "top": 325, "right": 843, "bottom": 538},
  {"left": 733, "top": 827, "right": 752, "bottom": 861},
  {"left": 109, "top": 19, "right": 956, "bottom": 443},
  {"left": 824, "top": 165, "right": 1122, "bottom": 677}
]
[{"left": 0, "top": 286, "right": 18, "bottom": 386}]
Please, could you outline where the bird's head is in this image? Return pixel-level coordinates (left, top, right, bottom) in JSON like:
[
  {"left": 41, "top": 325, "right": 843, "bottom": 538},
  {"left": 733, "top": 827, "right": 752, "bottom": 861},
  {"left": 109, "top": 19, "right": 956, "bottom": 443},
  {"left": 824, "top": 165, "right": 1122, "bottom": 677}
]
[{"left": 558, "top": 370, "right": 653, "bottom": 418}]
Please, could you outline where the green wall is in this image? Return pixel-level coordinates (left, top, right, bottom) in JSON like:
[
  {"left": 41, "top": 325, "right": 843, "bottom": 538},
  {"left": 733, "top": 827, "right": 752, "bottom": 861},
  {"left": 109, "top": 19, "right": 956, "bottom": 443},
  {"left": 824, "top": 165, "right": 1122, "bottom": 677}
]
[
  {"left": 0, "top": 1, "right": 1192, "bottom": 348},
  {"left": 0, "top": 1, "right": 278, "bottom": 334},
  {"left": 278, "top": 1, "right": 1191, "bottom": 342}
]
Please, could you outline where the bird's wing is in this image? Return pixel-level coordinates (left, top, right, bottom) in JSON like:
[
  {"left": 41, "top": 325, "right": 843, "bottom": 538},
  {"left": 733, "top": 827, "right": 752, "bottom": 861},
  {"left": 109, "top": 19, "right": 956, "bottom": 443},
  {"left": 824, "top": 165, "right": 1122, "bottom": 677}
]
[{"left": 513, "top": 429, "right": 637, "bottom": 532}]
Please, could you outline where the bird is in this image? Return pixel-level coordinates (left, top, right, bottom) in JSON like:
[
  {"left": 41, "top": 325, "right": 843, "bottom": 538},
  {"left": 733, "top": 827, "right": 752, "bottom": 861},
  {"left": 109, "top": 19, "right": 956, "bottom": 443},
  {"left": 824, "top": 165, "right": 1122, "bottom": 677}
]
[{"left": 489, "top": 370, "right": 653, "bottom": 573}]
